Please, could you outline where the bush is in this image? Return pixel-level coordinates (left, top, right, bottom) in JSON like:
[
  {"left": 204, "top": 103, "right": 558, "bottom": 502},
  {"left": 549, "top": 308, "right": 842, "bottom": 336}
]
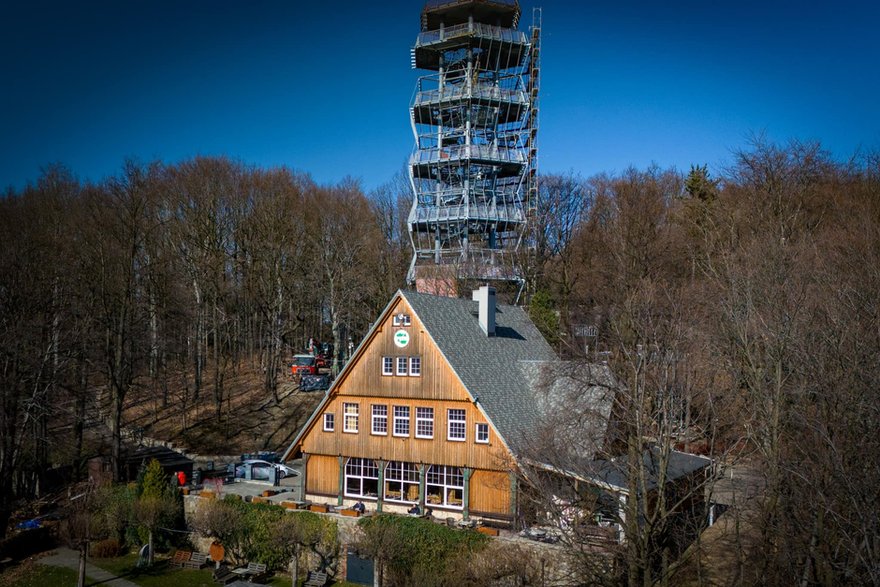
[
  {"left": 191, "top": 498, "right": 339, "bottom": 572},
  {"left": 91, "top": 484, "right": 136, "bottom": 545},
  {"left": 91, "top": 538, "right": 124, "bottom": 558},
  {"left": 355, "top": 515, "right": 488, "bottom": 586}
]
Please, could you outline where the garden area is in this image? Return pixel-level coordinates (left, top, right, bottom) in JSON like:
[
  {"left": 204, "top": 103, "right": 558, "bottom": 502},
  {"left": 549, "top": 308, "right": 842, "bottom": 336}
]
[{"left": 2, "top": 456, "right": 545, "bottom": 586}]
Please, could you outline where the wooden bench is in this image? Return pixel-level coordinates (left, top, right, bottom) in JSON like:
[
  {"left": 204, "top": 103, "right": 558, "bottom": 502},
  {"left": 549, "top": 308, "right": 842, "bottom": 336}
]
[
  {"left": 170, "top": 550, "right": 192, "bottom": 568},
  {"left": 244, "top": 562, "right": 267, "bottom": 574},
  {"left": 230, "top": 561, "right": 268, "bottom": 581},
  {"left": 183, "top": 551, "right": 209, "bottom": 569},
  {"left": 304, "top": 570, "right": 328, "bottom": 586},
  {"left": 212, "top": 565, "right": 237, "bottom": 585}
]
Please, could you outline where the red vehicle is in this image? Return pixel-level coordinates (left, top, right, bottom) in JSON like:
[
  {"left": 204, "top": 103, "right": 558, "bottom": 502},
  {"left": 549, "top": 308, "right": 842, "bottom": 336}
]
[{"left": 290, "top": 354, "right": 318, "bottom": 378}]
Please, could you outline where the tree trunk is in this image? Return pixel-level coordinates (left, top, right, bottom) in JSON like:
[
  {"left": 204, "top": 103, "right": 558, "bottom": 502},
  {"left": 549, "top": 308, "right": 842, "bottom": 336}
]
[
  {"left": 77, "top": 542, "right": 87, "bottom": 587},
  {"left": 193, "top": 279, "right": 203, "bottom": 400},
  {"left": 291, "top": 545, "right": 300, "bottom": 587}
]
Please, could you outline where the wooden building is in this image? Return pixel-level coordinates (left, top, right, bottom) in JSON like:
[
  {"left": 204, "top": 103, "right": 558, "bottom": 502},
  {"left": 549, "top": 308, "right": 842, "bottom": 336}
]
[
  {"left": 282, "top": 286, "right": 593, "bottom": 524},
  {"left": 282, "top": 286, "right": 712, "bottom": 544}
]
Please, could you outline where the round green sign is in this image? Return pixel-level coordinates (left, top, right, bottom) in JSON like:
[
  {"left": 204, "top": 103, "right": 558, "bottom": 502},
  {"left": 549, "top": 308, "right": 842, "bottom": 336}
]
[{"left": 394, "top": 329, "right": 409, "bottom": 347}]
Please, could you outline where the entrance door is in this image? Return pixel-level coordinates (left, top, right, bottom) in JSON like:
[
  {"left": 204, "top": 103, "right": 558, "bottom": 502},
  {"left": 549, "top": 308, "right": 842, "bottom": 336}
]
[{"left": 345, "top": 549, "right": 374, "bottom": 586}]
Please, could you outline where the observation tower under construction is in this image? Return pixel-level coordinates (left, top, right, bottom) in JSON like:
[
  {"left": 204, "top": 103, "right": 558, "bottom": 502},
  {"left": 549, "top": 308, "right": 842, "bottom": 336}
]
[{"left": 407, "top": 0, "right": 541, "bottom": 294}]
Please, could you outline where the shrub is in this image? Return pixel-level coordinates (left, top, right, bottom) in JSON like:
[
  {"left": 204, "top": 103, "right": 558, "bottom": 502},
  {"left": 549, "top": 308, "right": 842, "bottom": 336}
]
[
  {"left": 91, "top": 538, "right": 124, "bottom": 558},
  {"left": 355, "top": 515, "right": 488, "bottom": 586},
  {"left": 191, "top": 498, "right": 339, "bottom": 572}
]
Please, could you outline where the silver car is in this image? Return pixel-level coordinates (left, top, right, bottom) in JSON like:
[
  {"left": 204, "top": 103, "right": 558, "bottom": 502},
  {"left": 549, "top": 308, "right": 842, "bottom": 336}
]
[{"left": 242, "top": 459, "right": 298, "bottom": 479}]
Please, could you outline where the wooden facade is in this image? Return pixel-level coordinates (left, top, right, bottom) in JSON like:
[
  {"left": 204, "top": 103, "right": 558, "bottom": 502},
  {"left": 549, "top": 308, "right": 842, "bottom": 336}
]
[{"left": 290, "top": 295, "right": 519, "bottom": 520}]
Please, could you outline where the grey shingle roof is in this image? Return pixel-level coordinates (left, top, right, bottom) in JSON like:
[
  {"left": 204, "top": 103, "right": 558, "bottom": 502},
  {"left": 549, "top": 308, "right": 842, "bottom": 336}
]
[
  {"left": 519, "top": 361, "right": 616, "bottom": 461},
  {"left": 401, "top": 290, "right": 558, "bottom": 454},
  {"left": 586, "top": 447, "right": 712, "bottom": 492}
]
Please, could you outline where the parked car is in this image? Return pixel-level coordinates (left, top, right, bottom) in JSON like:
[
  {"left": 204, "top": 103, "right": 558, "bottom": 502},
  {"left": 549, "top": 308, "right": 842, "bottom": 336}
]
[
  {"left": 290, "top": 354, "right": 318, "bottom": 378},
  {"left": 241, "top": 451, "right": 279, "bottom": 463},
  {"left": 241, "top": 459, "right": 298, "bottom": 479},
  {"left": 300, "top": 374, "right": 331, "bottom": 392}
]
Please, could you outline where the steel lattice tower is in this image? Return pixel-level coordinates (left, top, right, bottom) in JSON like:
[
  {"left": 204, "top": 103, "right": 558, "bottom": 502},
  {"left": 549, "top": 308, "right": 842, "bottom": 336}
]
[{"left": 407, "top": 0, "right": 540, "bottom": 294}]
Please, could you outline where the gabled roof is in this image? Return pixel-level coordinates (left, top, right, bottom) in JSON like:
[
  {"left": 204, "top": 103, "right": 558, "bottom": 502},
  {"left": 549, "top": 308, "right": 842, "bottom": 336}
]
[
  {"left": 400, "top": 290, "right": 557, "bottom": 454},
  {"left": 282, "top": 289, "right": 612, "bottom": 462}
]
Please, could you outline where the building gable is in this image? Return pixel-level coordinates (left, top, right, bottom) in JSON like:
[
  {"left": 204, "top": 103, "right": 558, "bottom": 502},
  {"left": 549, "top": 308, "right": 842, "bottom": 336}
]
[
  {"left": 283, "top": 291, "right": 513, "bottom": 471},
  {"left": 333, "top": 296, "right": 472, "bottom": 402}
]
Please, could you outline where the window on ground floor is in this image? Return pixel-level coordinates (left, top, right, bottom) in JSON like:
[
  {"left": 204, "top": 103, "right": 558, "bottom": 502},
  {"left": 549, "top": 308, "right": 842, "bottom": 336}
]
[
  {"left": 426, "top": 465, "right": 464, "bottom": 509},
  {"left": 384, "top": 461, "right": 420, "bottom": 503},
  {"left": 345, "top": 457, "right": 379, "bottom": 498}
]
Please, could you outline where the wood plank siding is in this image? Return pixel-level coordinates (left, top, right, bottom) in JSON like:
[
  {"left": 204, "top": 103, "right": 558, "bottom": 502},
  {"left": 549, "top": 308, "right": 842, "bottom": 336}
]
[
  {"left": 294, "top": 294, "right": 518, "bottom": 520},
  {"left": 302, "top": 396, "right": 511, "bottom": 471},
  {"left": 306, "top": 454, "right": 339, "bottom": 496},
  {"left": 334, "top": 298, "right": 471, "bottom": 402},
  {"left": 469, "top": 470, "right": 512, "bottom": 516}
]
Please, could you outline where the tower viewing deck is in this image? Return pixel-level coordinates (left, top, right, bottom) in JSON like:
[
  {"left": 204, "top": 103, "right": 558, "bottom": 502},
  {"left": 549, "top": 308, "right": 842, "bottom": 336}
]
[{"left": 407, "top": 0, "right": 540, "bottom": 293}]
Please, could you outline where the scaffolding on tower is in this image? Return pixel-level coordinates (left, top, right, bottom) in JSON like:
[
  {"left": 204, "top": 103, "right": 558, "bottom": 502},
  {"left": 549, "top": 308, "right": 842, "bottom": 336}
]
[{"left": 406, "top": 0, "right": 541, "bottom": 296}]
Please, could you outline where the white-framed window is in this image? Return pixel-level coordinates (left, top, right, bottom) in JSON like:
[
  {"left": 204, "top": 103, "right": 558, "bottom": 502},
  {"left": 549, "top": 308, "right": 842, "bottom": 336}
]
[
  {"left": 345, "top": 457, "right": 379, "bottom": 498},
  {"left": 426, "top": 465, "right": 464, "bottom": 509},
  {"left": 476, "top": 422, "right": 489, "bottom": 444},
  {"left": 393, "top": 406, "right": 410, "bottom": 437},
  {"left": 392, "top": 313, "right": 412, "bottom": 327},
  {"left": 447, "top": 408, "right": 466, "bottom": 441},
  {"left": 323, "top": 413, "right": 335, "bottom": 432},
  {"left": 382, "top": 357, "right": 393, "bottom": 376},
  {"left": 371, "top": 404, "right": 388, "bottom": 435},
  {"left": 384, "top": 461, "right": 419, "bottom": 503},
  {"left": 409, "top": 356, "right": 421, "bottom": 376},
  {"left": 396, "top": 356, "right": 408, "bottom": 376},
  {"left": 343, "top": 402, "right": 359, "bottom": 433},
  {"left": 416, "top": 407, "right": 434, "bottom": 439}
]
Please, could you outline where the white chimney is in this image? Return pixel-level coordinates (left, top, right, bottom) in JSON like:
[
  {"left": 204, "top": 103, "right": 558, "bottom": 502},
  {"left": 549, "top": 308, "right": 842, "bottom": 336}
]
[{"left": 472, "top": 285, "right": 496, "bottom": 336}]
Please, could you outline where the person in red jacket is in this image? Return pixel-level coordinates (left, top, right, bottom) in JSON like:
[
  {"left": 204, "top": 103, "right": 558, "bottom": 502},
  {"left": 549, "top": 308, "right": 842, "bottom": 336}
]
[{"left": 177, "top": 470, "right": 186, "bottom": 487}]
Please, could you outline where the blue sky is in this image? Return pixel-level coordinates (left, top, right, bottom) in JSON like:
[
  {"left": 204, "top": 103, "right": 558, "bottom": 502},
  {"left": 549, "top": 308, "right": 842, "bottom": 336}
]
[{"left": 2, "top": 0, "right": 878, "bottom": 191}]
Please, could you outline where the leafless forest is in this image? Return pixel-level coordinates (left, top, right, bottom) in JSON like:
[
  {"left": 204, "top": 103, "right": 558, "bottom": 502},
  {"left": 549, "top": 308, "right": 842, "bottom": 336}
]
[{"left": 2, "top": 138, "right": 879, "bottom": 584}]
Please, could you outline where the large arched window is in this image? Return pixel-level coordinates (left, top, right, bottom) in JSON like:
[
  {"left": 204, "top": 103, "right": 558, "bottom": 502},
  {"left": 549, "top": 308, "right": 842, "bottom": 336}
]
[
  {"left": 426, "top": 465, "right": 464, "bottom": 509},
  {"left": 384, "top": 461, "right": 420, "bottom": 503},
  {"left": 345, "top": 458, "right": 379, "bottom": 498}
]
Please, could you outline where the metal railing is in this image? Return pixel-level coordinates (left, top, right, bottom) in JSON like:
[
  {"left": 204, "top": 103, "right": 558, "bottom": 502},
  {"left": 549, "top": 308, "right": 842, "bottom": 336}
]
[
  {"left": 416, "top": 21, "right": 527, "bottom": 48},
  {"left": 413, "top": 84, "right": 528, "bottom": 107},
  {"left": 408, "top": 203, "right": 526, "bottom": 225},
  {"left": 410, "top": 144, "right": 527, "bottom": 166}
]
